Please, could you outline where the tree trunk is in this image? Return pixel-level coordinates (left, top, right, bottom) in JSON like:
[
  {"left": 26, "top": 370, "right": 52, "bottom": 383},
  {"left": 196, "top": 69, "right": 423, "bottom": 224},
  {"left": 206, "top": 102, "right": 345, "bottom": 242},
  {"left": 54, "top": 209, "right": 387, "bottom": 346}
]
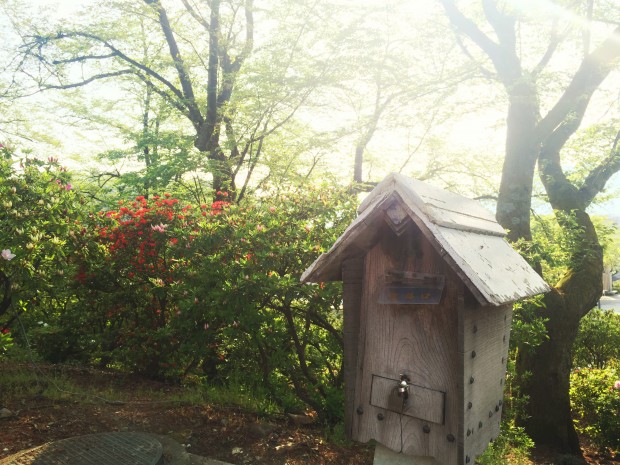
[
  {"left": 519, "top": 132, "right": 606, "bottom": 453},
  {"left": 496, "top": 80, "right": 540, "bottom": 243},
  {"left": 517, "top": 291, "right": 582, "bottom": 454}
]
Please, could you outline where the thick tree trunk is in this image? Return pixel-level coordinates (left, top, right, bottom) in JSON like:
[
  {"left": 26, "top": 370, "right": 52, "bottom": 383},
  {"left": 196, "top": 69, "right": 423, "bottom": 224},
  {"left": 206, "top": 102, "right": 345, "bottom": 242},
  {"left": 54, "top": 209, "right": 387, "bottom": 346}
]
[
  {"left": 519, "top": 136, "right": 605, "bottom": 454},
  {"left": 518, "top": 258, "right": 602, "bottom": 454},
  {"left": 496, "top": 80, "right": 540, "bottom": 243},
  {"left": 438, "top": 2, "right": 620, "bottom": 456},
  {"left": 517, "top": 291, "right": 582, "bottom": 454}
]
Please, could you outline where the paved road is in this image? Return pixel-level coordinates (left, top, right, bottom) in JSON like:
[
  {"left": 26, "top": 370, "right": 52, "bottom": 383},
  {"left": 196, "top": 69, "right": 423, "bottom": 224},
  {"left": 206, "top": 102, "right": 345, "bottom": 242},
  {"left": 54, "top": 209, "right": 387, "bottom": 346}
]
[{"left": 598, "top": 293, "right": 620, "bottom": 313}]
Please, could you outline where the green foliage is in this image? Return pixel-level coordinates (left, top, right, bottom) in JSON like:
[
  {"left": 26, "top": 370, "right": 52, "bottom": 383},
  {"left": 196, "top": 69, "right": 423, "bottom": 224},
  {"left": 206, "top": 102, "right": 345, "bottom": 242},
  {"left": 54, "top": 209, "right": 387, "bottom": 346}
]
[
  {"left": 64, "top": 183, "right": 357, "bottom": 421},
  {"left": 175, "top": 185, "right": 357, "bottom": 420},
  {"left": 573, "top": 309, "right": 620, "bottom": 369},
  {"left": 477, "top": 423, "right": 534, "bottom": 465},
  {"left": 570, "top": 366, "right": 620, "bottom": 452},
  {"left": 0, "top": 146, "right": 91, "bottom": 358},
  {"left": 511, "top": 296, "right": 548, "bottom": 354}
]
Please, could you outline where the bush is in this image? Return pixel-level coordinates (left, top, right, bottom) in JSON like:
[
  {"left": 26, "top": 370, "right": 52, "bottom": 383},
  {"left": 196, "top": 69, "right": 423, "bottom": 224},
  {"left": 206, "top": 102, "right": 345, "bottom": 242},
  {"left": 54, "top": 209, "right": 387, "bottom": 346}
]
[
  {"left": 573, "top": 309, "right": 620, "bottom": 369},
  {"left": 570, "top": 366, "right": 620, "bottom": 452},
  {"left": 177, "top": 185, "right": 357, "bottom": 421},
  {"left": 0, "top": 148, "right": 91, "bottom": 358},
  {"left": 477, "top": 423, "right": 534, "bottom": 465},
  {"left": 71, "top": 184, "right": 357, "bottom": 421}
]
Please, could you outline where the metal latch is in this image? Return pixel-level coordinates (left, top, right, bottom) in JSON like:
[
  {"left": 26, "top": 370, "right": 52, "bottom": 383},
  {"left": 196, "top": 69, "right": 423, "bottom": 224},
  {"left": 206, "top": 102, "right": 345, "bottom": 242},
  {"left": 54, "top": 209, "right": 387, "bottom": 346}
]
[{"left": 397, "top": 374, "right": 410, "bottom": 403}]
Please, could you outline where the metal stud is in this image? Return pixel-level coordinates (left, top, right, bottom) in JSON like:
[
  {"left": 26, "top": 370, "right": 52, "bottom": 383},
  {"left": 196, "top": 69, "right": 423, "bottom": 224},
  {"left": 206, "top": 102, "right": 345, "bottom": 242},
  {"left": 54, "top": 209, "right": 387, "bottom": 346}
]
[
  {"left": 470, "top": 376, "right": 475, "bottom": 384},
  {"left": 423, "top": 424, "right": 431, "bottom": 434},
  {"left": 471, "top": 351, "right": 476, "bottom": 358},
  {"left": 478, "top": 421, "right": 483, "bottom": 429},
  {"left": 466, "top": 456, "right": 471, "bottom": 463},
  {"left": 377, "top": 413, "right": 384, "bottom": 421},
  {"left": 499, "top": 399, "right": 503, "bottom": 406},
  {"left": 495, "top": 405, "right": 500, "bottom": 412},
  {"left": 489, "top": 411, "right": 493, "bottom": 418},
  {"left": 447, "top": 434, "right": 455, "bottom": 442},
  {"left": 466, "top": 429, "right": 471, "bottom": 437},
  {"left": 356, "top": 406, "right": 364, "bottom": 415},
  {"left": 473, "top": 325, "right": 478, "bottom": 333},
  {"left": 467, "top": 401, "right": 472, "bottom": 409}
]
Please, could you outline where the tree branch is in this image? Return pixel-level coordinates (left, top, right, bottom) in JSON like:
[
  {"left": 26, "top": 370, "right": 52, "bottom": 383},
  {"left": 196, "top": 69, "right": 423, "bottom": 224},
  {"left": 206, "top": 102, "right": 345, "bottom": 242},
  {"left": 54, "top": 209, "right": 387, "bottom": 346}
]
[
  {"left": 27, "top": 31, "right": 191, "bottom": 113},
  {"left": 481, "top": 0, "right": 516, "bottom": 51},
  {"left": 51, "top": 53, "right": 118, "bottom": 65},
  {"left": 42, "top": 70, "right": 133, "bottom": 90},
  {"left": 535, "top": 26, "right": 620, "bottom": 141},
  {"left": 181, "top": 0, "right": 210, "bottom": 30},
  {"left": 578, "top": 129, "right": 620, "bottom": 207},
  {"left": 144, "top": 0, "right": 204, "bottom": 126},
  {"left": 439, "top": 0, "right": 503, "bottom": 68},
  {"left": 531, "top": 19, "right": 567, "bottom": 78}
]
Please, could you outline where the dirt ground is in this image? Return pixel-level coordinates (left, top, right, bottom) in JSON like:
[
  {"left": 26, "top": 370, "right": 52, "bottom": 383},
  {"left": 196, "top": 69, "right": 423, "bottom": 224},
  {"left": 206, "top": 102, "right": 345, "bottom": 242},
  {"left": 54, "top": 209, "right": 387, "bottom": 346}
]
[
  {"left": 0, "top": 363, "right": 373, "bottom": 465},
  {"left": 0, "top": 363, "right": 617, "bottom": 465}
]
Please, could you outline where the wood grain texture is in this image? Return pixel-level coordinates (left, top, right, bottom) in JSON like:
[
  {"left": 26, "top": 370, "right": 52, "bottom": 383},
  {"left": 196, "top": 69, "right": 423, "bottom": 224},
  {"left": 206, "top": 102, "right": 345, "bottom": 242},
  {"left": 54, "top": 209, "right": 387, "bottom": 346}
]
[
  {"left": 301, "top": 174, "right": 550, "bottom": 308},
  {"left": 342, "top": 257, "right": 365, "bottom": 440},
  {"left": 459, "top": 300, "right": 512, "bottom": 463},
  {"left": 351, "top": 222, "right": 461, "bottom": 465},
  {"left": 369, "top": 375, "right": 445, "bottom": 424}
]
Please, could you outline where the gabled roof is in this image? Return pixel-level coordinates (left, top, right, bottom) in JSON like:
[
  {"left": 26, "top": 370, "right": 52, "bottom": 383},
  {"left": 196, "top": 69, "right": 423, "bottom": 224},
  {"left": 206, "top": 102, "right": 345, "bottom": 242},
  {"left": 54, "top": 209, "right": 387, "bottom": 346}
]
[{"left": 301, "top": 173, "right": 550, "bottom": 306}]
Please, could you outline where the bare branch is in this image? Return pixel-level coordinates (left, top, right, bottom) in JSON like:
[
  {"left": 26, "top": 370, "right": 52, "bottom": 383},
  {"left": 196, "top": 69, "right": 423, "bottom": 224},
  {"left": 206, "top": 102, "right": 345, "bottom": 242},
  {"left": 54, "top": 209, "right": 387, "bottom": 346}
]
[
  {"left": 52, "top": 53, "right": 118, "bottom": 65},
  {"left": 439, "top": 0, "right": 502, "bottom": 65},
  {"left": 531, "top": 19, "right": 568, "bottom": 78},
  {"left": 481, "top": 0, "right": 516, "bottom": 51},
  {"left": 181, "top": 0, "right": 210, "bottom": 30},
  {"left": 26, "top": 31, "right": 189, "bottom": 108},
  {"left": 42, "top": 69, "right": 133, "bottom": 90}
]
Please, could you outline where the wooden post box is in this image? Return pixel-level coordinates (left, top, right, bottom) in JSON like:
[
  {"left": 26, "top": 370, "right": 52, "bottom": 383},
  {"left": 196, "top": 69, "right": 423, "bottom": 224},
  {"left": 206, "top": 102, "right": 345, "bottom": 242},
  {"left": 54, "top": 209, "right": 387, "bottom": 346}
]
[{"left": 301, "top": 174, "right": 549, "bottom": 465}]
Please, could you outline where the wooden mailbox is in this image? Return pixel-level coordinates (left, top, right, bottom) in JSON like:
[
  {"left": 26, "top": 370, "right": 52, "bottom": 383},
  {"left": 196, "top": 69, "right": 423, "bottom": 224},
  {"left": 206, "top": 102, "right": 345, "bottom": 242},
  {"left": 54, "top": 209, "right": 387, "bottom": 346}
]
[{"left": 301, "top": 173, "right": 549, "bottom": 465}]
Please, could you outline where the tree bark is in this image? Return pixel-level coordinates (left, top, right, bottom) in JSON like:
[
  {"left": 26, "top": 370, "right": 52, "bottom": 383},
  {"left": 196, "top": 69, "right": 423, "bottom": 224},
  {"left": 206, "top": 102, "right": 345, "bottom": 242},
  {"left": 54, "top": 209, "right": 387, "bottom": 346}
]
[
  {"left": 496, "top": 79, "right": 540, "bottom": 243},
  {"left": 439, "top": 0, "right": 620, "bottom": 455}
]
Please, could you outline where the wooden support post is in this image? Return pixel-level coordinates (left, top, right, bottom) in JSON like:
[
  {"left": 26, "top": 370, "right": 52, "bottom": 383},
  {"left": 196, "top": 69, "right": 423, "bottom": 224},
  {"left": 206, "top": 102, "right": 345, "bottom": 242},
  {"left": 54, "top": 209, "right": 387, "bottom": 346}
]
[{"left": 342, "top": 256, "right": 364, "bottom": 440}]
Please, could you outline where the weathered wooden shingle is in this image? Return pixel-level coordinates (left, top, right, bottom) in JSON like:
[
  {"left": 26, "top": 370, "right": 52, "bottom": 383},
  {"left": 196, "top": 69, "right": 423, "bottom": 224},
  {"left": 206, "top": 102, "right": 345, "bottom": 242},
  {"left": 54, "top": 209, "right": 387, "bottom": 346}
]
[{"left": 301, "top": 173, "right": 550, "bottom": 306}]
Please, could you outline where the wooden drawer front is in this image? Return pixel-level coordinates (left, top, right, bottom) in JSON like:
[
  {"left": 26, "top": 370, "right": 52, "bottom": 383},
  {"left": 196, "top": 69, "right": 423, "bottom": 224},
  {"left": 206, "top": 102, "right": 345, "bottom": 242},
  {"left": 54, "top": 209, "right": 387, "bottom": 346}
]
[{"left": 369, "top": 374, "right": 445, "bottom": 424}]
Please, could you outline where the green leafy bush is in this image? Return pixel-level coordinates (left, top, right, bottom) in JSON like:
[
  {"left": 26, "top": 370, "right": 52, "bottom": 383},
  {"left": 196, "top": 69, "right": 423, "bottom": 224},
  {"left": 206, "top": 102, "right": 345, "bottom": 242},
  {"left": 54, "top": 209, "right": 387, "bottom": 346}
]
[
  {"left": 71, "top": 184, "right": 356, "bottom": 421},
  {"left": 0, "top": 147, "right": 91, "bottom": 359},
  {"left": 174, "top": 185, "right": 356, "bottom": 420},
  {"left": 570, "top": 366, "right": 620, "bottom": 452},
  {"left": 477, "top": 423, "right": 534, "bottom": 465},
  {"left": 573, "top": 309, "right": 620, "bottom": 369}
]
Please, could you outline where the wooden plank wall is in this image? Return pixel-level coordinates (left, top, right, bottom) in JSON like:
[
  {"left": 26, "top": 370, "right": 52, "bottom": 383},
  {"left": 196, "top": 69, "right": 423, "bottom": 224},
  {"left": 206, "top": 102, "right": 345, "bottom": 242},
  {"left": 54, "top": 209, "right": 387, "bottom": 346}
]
[
  {"left": 459, "top": 295, "right": 512, "bottom": 464},
  {"left": 342, "top": 256, "right": 365, "bottom": 439},
  {"left": 351, "top": 222, "right": 461, "bottom": 465}
]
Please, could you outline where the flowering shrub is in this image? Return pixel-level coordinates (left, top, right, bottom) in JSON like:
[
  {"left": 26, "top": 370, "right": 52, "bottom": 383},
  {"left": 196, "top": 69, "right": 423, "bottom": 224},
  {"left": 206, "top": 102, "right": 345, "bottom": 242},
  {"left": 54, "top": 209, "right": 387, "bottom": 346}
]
[
  {"left": 178, "top": 186, "right": 357, "bottom": 419},
  {"left": 75, "top": 194, "right": 203, "bottom": 376},
  {"left": 570, "top": 366, "right": 620, "bottom": 451},
  {"left": 75, "top": 184, "right": 356, "bottom": 419},
  {"left": 0, "top": 149, "right": 88, "bottom": 357},
  {"left": 1, "top": 151, "right": 357, "bottom": 421}
]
